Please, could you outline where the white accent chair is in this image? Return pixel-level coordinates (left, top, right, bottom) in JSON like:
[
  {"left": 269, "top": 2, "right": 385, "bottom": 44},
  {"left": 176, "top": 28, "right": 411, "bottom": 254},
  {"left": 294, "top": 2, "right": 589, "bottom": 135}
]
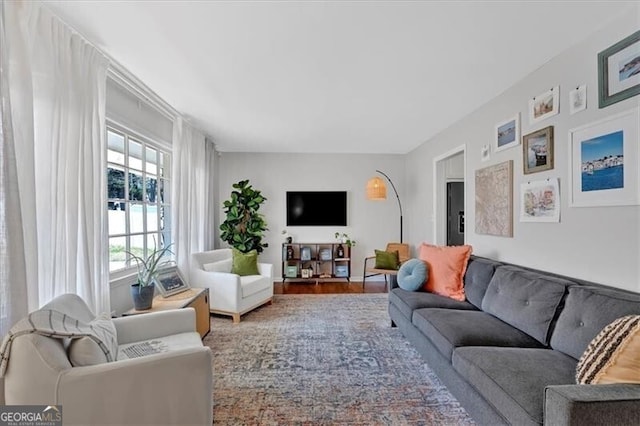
[
  {"left": 190, "top": 248, "right": 273, "bottom": 323},
  {"left": 1, "top": 294, "right": 213, "bottom": 425}
]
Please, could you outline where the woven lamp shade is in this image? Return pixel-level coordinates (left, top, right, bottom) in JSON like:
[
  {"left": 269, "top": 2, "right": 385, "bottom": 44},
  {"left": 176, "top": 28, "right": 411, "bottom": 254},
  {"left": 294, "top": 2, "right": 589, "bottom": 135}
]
[{"left": 366, "top": 176, "right": 387, "bottom": 200}]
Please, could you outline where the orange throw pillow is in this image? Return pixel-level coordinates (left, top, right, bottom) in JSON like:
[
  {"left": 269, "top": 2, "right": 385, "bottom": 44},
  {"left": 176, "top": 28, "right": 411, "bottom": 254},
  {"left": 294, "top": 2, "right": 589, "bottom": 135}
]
[{"left": 418, "top": 243, "right": 472, "bottom": 301}]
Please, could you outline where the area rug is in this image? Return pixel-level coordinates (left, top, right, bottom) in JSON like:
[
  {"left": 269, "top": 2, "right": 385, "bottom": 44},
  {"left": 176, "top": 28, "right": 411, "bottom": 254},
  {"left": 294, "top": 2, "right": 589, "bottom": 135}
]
[{"left": 204, "top": 294, "right": 475, "bottom": 425}]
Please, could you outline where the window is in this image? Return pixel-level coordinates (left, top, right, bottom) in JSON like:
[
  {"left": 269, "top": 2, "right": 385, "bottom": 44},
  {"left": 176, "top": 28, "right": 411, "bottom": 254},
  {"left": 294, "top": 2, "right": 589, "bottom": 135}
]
[{"left": 107, "top": 126, "right": 171, "bottom": 273}]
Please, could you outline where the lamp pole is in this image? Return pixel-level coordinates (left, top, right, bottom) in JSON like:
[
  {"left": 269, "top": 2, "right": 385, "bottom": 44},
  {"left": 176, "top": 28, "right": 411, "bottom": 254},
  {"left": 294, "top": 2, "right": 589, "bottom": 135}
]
[{"left": 376, "top": 170, "right": 403, "bottom": 243}]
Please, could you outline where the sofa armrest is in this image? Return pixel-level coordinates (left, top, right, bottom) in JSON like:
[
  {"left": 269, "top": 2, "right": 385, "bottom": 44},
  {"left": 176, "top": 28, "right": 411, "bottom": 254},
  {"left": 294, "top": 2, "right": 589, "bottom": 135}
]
[
  {"left": 57, "top": 347, "right": 212, "bottom": 425},
  {"left": 545, "top": 384, "right": 640, "bottom": 426},
  {"left": 258, "top": 262, "right": 273, "bottom": 279},
  {"left": 113, "top": 308, "right": 196, "bottom": 344}
]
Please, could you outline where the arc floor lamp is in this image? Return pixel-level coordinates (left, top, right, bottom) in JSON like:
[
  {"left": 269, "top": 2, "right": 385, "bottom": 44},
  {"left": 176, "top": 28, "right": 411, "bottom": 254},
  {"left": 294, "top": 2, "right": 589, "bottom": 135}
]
[{"left": 366, "top": 170, "right": 403, "bottom": 243}]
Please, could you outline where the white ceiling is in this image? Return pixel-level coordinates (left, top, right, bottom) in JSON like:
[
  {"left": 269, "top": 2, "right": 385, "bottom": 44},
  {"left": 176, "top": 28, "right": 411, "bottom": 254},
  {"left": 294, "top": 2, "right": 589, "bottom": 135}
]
[{"left": 44, "top": 1, "right": 632, "bottom": 154}]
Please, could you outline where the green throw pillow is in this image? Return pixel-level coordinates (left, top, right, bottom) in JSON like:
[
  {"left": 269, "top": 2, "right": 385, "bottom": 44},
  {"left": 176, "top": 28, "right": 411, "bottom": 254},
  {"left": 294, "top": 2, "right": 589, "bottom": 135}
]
[
  {"left": 231, "top": 248, "right": 260, "bottom": 276},
  {"left": 374, "top": 249, "right": 400, "bottom": 270}
]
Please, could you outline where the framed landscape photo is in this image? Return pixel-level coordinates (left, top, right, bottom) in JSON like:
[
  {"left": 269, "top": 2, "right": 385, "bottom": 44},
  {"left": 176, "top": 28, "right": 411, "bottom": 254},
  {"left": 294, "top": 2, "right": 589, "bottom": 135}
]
[
  {"left": 598, "top": 30, "right": 640, "bottom": 108},
  {"left": 154, "top": 266, "right": 190, "bottom": 297},
  {"left": 523, "top": 126, "right": 554, "bottom": 174},
  {"left": 529, "top": 86, "right": 559, "bottom": 124},
  {"left": 520, "top": 178, "right": 560, "bottom": 223},
  {"left": 568, "top": 108, "right": 640, "bottom": 207},
  {"left": 494, "top": 114, "right": 520, "bottom": 152}
]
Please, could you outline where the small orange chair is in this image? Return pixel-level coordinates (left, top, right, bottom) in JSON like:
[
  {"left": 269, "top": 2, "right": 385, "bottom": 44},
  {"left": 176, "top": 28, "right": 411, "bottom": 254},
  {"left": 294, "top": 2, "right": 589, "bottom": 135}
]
[{"left": 362, "top": 242, "right": 410, "bottom": 289}]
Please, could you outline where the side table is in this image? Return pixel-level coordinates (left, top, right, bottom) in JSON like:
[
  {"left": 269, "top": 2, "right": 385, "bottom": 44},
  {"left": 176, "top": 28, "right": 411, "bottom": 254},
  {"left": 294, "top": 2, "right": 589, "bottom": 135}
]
[{"left": 122, "top": 287, "right": 210, "bottom": 338}]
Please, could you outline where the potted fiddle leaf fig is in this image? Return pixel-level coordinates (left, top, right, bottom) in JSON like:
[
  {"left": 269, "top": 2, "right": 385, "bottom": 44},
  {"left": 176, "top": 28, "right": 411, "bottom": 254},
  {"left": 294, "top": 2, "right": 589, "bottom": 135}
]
[
  {"left": 128, "top": 243, "right": 173, "bottom": 310},
  {"left": 220, "top": 180, "right": 268, "bottom": 254}
]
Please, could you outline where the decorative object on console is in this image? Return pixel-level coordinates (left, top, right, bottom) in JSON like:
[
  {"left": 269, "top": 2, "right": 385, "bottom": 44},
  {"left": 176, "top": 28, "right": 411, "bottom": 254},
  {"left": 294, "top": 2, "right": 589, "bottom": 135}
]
[
  {"left": 598, "top": 30, "right": 640, "bottom": 108},
  {"left": 568, "top": 108, "right": 639, "bottom": 207},
  {"left": 418, "top": 243, "right": 472, "bottom": 301},
  {"left": 334, "top": 232, "right": 356, "bottom": 247},
  {"left": 300, "top": 246, "right": 312, "bottom": 261},
  {"left": 282, "top": 229, "right": 293, "bottom": 244},
  {"left": 494, "top": 114, "right": 520, "bottom": 152},
  {"left": 336, "top": 244, "right": 344, "bottom": 258},
  {"left": 523, "top": 126, "right": 554, "bottom": 175},
  {"left": 528, "top": 86, "right": 559, "bottom": 124},
  {"left": 366, "top": 170, "right": 403, "bottom": 243},
  {"left": 153, "top": 266, "right": 190, "bottom": 297},
  {"left": 577, "top": 315, "right": 640, "bottom": 384},
  {"left": 397, "top": 258, "right": 428, "bottom": 292},
  {"left": 285, "top": 265, "right": 298, "bottom": 278},
  {"left": 220, "top": 179, "right": 268, "bottom": 254},
  {"left": 319, "top": 248, "right": 332, "bottom": 261},
  {"left": 286, "top": 245, "right": 294, "bottom": 260},
  {"left": 475, "top": 160, "right": 513, "bottom": 237}
]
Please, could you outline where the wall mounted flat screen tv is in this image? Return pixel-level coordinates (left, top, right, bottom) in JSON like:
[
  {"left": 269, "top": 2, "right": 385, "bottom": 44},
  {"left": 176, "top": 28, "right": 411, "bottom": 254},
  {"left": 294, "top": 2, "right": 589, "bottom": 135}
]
[{"left": 286, "top": 191, "right": 347, "bottom": 226}]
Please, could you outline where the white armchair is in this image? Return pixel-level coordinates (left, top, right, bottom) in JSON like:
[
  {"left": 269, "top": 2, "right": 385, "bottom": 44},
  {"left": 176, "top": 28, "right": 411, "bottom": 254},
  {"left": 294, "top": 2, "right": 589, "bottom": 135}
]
[
  {"left": 1, "top": 294, "right": 213, "bottom": 426},
  {"left": 190, "top": 248, "right": 273, "bottom": 323}
]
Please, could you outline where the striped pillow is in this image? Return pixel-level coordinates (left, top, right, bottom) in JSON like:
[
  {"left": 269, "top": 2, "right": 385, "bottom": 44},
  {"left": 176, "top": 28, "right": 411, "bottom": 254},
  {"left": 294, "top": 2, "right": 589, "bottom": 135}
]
[{"left": 576, "top": 315, "right": 640, "bottom": 384}]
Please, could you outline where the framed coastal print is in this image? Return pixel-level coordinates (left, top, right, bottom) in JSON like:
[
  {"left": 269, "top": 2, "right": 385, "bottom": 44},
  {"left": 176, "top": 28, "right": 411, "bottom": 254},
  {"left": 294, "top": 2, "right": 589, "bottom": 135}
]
[
  {"left": 568, "top": 108, "right": 639, "bottom": 207},
  {"left": 153, "top": 266, "right": 190, "bottom": 297},
  {"left": 569, "top": 85, "right": 587, "bottom": 115},
  {"left": 475, "top": 160, "right": 513, "bottom": 237},
  {"left": 494, "top": 114, "right": 520, "bottom": 152},
  {"left": 598, "top": 30, "right": 640, "bottom": 108},
  {"left": 520, "top": 178, "right": 560, "bottom": 223},
  {"left": 523, "top": 126, "right": 554, "bottom": 174},
  {"left": 529, "top": 86, "right": 559, "bottom": 124}
]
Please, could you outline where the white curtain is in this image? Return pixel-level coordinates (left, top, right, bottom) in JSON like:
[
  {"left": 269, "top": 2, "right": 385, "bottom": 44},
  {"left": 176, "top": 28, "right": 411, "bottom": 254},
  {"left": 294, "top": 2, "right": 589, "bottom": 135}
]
[
  {"left": 4, "top": 1, "right": 110, "bottom": 315},
  {"left": 172, "top": 118, "right": 216, "bottom": 279}
]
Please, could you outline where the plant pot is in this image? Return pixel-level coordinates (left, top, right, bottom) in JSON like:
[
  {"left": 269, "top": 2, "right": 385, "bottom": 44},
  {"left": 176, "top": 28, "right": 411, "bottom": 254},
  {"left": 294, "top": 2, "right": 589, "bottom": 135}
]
[{"left": 131, "top": 283, "right": 154, "bottom": 310}]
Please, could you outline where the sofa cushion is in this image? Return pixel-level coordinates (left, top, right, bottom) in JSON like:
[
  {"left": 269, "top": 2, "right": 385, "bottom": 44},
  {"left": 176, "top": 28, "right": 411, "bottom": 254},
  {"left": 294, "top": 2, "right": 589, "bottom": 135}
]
[
  {"left": 397, "top": 259, "right": 428, "bottom": 291},
  {"left": 550, "top": 286, "right": 640, "bottom": 360},
  {"left": 412, "top": 308, "right": 544, "bottom": 360},
  {"left": 577, "top": 315, "right": 640, "bottom": 384},
  {"left": 231, "top": 248, "right": 259, "bottom": 276},
  {"left": 419, "top": 243, "right": 472, "bottom": 301},
  {"left": 68, "top": 313, "right": 119, "bottom": 366},
  {"left": 203, "top": 258, "right": 232, "bottom": 273},
  {"left": 464, "top": 256, "right": 501, "bottom": 308},
  {"left": 374, "top": 249, "right": 400, "bottom": 270},
  {"left": 481, "top": 265, "right": 572, "bottom": 345},
  {"left": 389, "top": 288, "right": 476, "bottom": 322},
  {"left": 452, "top": 347, "right": 577, "bottom": 425}
]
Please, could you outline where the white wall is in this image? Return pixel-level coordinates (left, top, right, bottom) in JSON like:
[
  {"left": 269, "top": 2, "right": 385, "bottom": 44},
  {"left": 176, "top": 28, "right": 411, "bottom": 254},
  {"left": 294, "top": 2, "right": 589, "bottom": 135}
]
[
  {"left": 406, "top": 8, "right": 640, "bottom": 292},
  {"left": 216, "top": 153, "right": 405, "bottom": 280}
]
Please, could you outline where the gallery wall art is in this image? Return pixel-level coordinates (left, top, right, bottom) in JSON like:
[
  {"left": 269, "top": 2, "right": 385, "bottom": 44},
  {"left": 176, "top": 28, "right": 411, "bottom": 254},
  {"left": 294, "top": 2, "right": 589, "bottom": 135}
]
[
  {"left": 475, "top": 160, "right": 513, "bottom": 237},
  {"left": 520, "top": 178, "right": 560, "bottom": 223}
]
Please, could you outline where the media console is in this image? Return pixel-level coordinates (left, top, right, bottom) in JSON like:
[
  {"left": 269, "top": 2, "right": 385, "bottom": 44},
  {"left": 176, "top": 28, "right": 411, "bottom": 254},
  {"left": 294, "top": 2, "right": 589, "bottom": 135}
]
[{"left": 282, "top": 242, "right": 351, "bottom": 283}]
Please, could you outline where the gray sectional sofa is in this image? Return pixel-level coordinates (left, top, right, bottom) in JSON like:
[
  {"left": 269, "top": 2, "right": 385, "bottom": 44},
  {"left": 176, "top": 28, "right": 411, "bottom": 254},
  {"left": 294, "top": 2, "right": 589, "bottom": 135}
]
[{"left": 389, "top": 255, "right": 640, "bottom": 425}]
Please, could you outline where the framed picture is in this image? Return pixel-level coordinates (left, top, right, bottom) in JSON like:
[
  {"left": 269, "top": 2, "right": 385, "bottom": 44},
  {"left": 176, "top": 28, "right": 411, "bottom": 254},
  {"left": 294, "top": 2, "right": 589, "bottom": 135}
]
[
  {"left": 523, "top": 126, "right": 554, "bottom": 174},
  {"left": 300, "top": 246, "right": 311, "bottom": 261},
  {"left": 529, "top": 86, "right": 559, "bottom": 124},
  {"left": 494, "top": 114, "right": 520, "bottom": 152},
  {"left": 598, "top": 30, "right": 640, "bottom": 108},
  {"left": 475, "top": 160, "right": 513, "bottom": 237},
  {"left": 520, "top": 178, "right": 560, "bottom": 223},
  {"left": 569, "top": 85, "right": 587, "bottom": 115},
  {"left": 568, "top": 108, "right": 639, "bottom": 207},
  {"left": 153, "top": 267, "right": 190, "bottom": 297}
]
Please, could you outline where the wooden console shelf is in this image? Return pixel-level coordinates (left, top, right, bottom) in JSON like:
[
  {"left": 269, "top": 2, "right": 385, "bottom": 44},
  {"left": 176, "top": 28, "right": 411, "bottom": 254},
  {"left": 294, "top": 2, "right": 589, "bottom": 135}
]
[{"left": 282, "top": 242, "right": 351, "bottom": 283}]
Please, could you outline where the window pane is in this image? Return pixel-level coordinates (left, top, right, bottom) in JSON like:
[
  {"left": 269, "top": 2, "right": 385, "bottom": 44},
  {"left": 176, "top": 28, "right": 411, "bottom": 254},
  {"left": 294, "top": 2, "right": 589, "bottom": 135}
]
[
  {"left": 107, "top": 166, "right": 125, "bottom": 200},
  {"left": 160, "top": 152, "right": 170, "bottom": 178},
  {"left": 159, "top": 179, "right": 170, "bottom": 204},
  {"left": 130, "top": 235, "right": 145, "bottom": 263},
  {"left": 108, "top": 203, "right": 126, "bottom": 236},
  {"left": 160, "top": 205, "right": 166, "bottom": 230},
  {"left": 128, "top": 171, "right": 144, "bottom": 201},
  {"left": 129, "top": 139, "right": 143, "bottom": 171},
  {"left": 147, "top": 204, "right": 158, "bottom": 232},
  {"left": 146, "top": 176, "right": 157, "bottom": 203},
  {"left": 109, "top": 236, "right": 127, "bottom": 271},
  {"left": 129, "top": 203, "right": 144, "bottom": 234},
  {"left": 145, "top": 147, "right": 157, "bottom": 175},
  {"left": 107, "top": 131, "right": 125, "bottom": 165}
]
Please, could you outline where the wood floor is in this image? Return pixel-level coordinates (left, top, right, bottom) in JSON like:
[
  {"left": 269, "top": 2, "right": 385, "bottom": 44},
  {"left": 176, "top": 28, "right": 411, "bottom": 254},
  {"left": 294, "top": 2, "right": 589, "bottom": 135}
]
[{"left": 274, "top": 280, "right": 387, "bottom": 294}]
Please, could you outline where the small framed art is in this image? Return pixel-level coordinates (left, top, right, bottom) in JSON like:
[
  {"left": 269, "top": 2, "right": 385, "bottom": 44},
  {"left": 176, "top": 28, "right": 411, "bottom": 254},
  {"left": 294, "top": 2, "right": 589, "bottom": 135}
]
[
  {"left": 494, "top": 114, "right": 520, "bottom": 152},
  {"left": 569, "top": 85, "right": 587, "bottom": 115},
  {"left": 523, "top": 126, "right": 554, "bottom": 175},
  {"left": 153, "top": 267, "right": 190, "bottom": 297},
  {"left": 520, "top": 178, "right": 560, "bottom": 223},
  {"left": 529, "top": 86, "right": 559, "bottom": 124},
  {"left": 598, "top": 30, "right": 640, "bottom": 108}
]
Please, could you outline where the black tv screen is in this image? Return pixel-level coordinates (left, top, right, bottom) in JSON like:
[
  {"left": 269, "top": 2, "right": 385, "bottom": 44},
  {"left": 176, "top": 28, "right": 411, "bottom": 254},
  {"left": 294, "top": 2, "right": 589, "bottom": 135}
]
[{"left": 286, "top": 191, "right": 347, "bottom": 226}]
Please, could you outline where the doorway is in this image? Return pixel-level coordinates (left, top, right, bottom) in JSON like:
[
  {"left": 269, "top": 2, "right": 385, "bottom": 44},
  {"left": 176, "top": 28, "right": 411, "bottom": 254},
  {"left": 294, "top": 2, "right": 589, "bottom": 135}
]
[{"left": 447, "top": 182, "right": 465, "bottom": 245}]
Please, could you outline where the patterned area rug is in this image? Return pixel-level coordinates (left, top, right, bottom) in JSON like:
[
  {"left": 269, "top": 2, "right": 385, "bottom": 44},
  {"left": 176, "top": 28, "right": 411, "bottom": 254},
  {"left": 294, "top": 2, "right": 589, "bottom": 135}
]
[{"left": 204, "top": 293, "right": 474, "bottom": 425}]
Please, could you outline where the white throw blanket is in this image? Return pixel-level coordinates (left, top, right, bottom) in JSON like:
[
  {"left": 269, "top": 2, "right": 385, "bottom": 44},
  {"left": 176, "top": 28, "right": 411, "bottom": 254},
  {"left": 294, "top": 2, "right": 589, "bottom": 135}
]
[{"left": 0, "top": 309, "right": 116, "bottom": 377}]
